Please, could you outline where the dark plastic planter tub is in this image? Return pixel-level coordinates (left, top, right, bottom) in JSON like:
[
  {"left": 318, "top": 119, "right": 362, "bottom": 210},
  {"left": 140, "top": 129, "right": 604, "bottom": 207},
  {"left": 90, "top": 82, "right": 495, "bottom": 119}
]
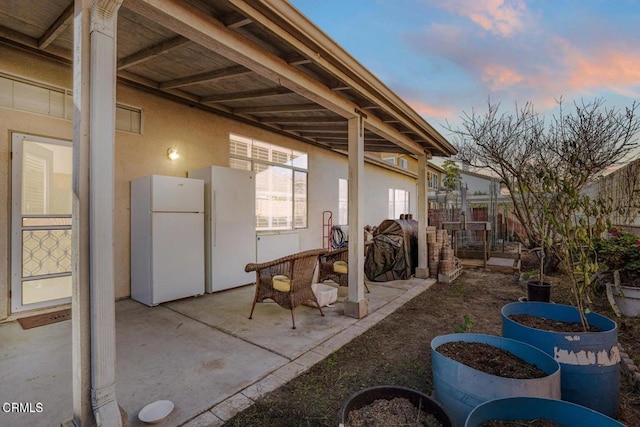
[{"left": 338, "top": 385, "right": 452, "bottom": 427}]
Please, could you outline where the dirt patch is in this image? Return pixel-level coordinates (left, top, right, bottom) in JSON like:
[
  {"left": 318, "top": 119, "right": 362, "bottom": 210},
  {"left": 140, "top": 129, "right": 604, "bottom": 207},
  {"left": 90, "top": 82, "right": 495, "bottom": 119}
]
[
  {"left": 436, "top": 341, "right": 547, "bottom": 379},
  {"left": 224, "top": 268, "right": 640, "bottom": 427}
]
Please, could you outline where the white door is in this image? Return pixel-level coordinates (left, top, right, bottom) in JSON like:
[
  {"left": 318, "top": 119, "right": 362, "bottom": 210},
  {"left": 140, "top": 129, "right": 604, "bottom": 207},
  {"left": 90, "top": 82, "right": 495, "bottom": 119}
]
[
  {"left": 150, "top": 212, "right": 204, "bottom": 304},
  {"left": 11, "top": 133, "right": 72, "bottom": 313},
  {"left": 151, "top": 175, "right": 204, "bottom": 213},
  {"left": 211, "top": 168, "right": 256, "bottom": 291}
]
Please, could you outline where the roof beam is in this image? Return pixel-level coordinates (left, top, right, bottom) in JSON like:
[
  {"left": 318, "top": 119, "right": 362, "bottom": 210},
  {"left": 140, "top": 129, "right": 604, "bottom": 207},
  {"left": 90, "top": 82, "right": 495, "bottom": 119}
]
[
  {"left": 159, "top": 65, "right": 251, "bottom": 89},
  {"left": 0, "top": 24, "right": 72, "bottom": 60},
  {"left": 223, "top": 12, "right": 252, "bottom": 29},
  {"left": 118, "top": 70, "right": 202, "bottom": 103},
  {"left": 38, "top": 3, "right": 73, "bottom": 49},
  {"left": 330, "top": 141, "right": 403, "bottom": 152},
  {"left": 282, "top": 52, "right": 312, "bottom": 66},
  {"left": 124, "top": 0, "right": 426, "bottom": 155},
  {"left": 117, "top": 35, "right": 190, "bottom": 70},
  {"left": 201, "top": 87, "right": 292, "bottom": 103},
  {"left": 233, "top": 103, "right": 325, "bottom": 114},
  {"left": 281, "top": 124, "right": 347, "bottom": 132},
  {"left": 259, "top": 116, "right": 345, "bottom": 124},
  {"left": 299, "top": 132, "right": 347, "bottom": 139}
]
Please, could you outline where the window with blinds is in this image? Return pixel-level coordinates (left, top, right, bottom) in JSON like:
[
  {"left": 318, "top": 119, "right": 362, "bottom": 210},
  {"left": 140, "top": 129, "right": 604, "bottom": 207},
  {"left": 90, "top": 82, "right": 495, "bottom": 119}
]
[
  {"left": 229, "top": 133, "right": 308, "bottom": 231},
  {"left": 0, "top": 73, "right": 143, "bottom": 133}
]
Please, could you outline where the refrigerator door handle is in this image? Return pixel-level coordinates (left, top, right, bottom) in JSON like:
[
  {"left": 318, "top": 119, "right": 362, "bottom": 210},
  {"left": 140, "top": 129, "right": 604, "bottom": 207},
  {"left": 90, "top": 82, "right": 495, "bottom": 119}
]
[{"left": 212, "top": 190, "right": 216, "bottom": 247}]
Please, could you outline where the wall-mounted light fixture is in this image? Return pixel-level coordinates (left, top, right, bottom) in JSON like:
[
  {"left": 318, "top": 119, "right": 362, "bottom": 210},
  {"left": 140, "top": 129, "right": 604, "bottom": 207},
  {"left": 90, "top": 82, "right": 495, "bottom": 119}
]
[{"left": 167, "top": 147, "right": 180, "bottom": 160}]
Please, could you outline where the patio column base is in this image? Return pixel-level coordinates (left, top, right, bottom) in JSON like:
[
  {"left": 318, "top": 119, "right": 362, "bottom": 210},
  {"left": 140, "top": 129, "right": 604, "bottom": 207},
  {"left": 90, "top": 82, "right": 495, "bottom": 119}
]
[
  {"left": 415, "top": 267, "right": 429, "bottom": 279},
  {"left": 344, "top": 298, "right": 369, "bottom": 319},
  {"left": 61, "top": 405, "right": 128, "bottom": 427}
]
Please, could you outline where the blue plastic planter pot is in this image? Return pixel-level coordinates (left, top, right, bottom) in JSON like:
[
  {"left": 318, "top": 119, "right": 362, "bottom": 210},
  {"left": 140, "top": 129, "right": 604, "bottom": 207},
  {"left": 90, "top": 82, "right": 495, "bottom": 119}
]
[
  {"left": 465, "top": 397, "right": 625, "bottom": 427},
  {"left": 338, "top": 386, "right": 452, "bottom": 427},
  {"left": 502, "top": 302, "right": 620, "bottom": 418},
  {"left": 431, "top": 333, "right": 561, "bottom": 427}
]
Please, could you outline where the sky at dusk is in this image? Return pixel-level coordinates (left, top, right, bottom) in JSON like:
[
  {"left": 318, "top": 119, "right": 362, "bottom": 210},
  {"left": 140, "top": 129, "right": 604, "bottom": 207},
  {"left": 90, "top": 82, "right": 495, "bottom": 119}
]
[{"left": 289, "top": 0, "right": 640, "bottom": 150}]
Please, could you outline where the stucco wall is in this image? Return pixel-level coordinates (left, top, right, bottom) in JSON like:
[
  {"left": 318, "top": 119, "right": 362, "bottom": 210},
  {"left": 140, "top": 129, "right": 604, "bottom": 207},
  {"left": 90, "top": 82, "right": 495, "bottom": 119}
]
[
  {"left": 303, "top": 149, "right": 418, "bottom": 250},
  {"left": 0, "top": 44, "right": 419, "bottom": 318},
  {"left": 460, "top": 171, "right": 499, "bottom": 195}
]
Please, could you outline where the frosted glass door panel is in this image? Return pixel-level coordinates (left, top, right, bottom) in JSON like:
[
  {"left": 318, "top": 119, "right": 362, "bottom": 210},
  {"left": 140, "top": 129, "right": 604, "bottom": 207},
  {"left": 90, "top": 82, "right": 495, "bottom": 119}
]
[{"left": 11, "top": 134, "right": 73, "bottom": 312}]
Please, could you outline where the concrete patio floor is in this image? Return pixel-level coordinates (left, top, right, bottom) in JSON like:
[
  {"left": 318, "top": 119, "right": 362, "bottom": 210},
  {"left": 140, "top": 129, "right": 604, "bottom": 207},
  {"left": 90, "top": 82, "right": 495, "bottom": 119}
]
[{"left": 0, "top": 277, "right": 435, "bottom": 427}]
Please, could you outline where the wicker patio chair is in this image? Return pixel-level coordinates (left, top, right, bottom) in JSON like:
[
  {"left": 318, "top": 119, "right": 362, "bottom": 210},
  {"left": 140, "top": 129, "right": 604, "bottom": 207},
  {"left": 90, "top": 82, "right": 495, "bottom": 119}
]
[
  {"left": 318, "top": 245, "right": 371, "bottom": 293},
  {"left": 246, "top": 248, "right": 325, "bottom": 329}
]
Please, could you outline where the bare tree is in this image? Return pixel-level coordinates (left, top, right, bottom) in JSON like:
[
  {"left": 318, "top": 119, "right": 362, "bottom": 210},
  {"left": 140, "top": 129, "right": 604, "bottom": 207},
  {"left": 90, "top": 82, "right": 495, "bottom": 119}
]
[{"left": 447, "top": 97, "right": 640, "bottom": 253}]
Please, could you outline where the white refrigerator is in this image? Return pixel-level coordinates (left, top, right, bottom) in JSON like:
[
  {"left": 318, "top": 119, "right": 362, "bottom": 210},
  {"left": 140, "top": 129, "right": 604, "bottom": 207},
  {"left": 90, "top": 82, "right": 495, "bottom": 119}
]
[
  {"left": 188, "top": 166, "right": 256, "bottom": 293},
  {"left": 130, "top": 175, "right": 205, "bottom": 306}
]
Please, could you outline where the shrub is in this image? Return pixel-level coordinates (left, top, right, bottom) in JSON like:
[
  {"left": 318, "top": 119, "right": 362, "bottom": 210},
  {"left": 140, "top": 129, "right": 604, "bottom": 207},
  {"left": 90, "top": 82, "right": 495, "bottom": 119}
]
[{"left": 594, "top": 231, "right": 640, "bottom": 273}]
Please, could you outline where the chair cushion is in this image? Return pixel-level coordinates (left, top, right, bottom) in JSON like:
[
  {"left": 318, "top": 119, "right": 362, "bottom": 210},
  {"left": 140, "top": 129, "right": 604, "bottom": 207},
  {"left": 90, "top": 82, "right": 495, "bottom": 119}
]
[
  {"left": 333, "top": 260, "right": 348, "bottom": 274},
  {"left": 272, "top": 275, "right": 291, "bottom": 292}
]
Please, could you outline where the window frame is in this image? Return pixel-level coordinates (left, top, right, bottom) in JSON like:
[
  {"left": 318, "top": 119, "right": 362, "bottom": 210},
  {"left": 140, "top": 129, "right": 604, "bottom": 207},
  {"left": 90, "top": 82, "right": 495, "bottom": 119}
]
[
  {"left": 428, "top": 172, "right": 439, "bottom": 189},
  {"left": 383, "top": 156, "right": 397, "bottom": 165},
  {"left": 388, "top": 187, "right": 410, "bottom": 219},
  {"left": 338, "top": 178, "right": 348, "bottom": 225},
  {"left": 0, "top": 72, "right": 143, "bottom": 134},
  {"left": 229, "top": 133, "right": 308, "bottom": 231}
]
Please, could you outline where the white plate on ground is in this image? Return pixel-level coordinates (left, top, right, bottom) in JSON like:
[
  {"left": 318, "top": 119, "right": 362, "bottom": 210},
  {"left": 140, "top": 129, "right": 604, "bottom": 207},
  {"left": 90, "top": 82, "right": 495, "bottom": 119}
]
[{"left": 138, "top": 400, "right": 174, "bottom": 424}]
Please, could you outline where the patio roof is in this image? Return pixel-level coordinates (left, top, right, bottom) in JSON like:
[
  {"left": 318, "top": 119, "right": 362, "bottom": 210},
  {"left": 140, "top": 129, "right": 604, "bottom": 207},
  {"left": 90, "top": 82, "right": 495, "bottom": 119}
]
[{"left": 0, "top": 0, "right": 456, "bottom": 157}]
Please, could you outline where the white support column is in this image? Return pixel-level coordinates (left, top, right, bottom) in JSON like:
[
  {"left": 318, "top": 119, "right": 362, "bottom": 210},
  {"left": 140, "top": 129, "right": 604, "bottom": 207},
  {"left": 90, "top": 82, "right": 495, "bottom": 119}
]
[
  {"left": 71, "top": 1, "right": 92, "bottom": 424},
  {"left": 415, "top": 153, "right": 430, "bottom": 278},
  {"left": 70, "top": 1, "right": 123, "bottom": 426},
  {"left": 344, "top": 114, "right": 369, "bottom": 319}
]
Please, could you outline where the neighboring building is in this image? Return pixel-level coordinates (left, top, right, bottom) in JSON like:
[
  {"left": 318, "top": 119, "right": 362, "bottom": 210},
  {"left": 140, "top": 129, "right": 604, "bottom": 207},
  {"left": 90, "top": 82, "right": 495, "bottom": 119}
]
[
  {"left": 371, "top": 152, "right": 446, "bottom": 208},
  {"left": 427, "top": 164, "right": 519, "bottom": 245}
]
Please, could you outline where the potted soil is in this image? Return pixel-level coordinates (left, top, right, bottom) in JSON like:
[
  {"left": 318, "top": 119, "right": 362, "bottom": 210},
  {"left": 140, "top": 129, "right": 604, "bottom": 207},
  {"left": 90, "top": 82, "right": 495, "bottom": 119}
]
[
  {"left": 431, "top": 333, "right": 561, "bottom": 427},
  {"left": 465, "top": 397, "right": 625, "bottom": 427},
  {"left": 338, "top": 386, "right": 452, "bottom": 427},
  {"left": 501, "top": 301, "right": 620, "bottom": 418}
]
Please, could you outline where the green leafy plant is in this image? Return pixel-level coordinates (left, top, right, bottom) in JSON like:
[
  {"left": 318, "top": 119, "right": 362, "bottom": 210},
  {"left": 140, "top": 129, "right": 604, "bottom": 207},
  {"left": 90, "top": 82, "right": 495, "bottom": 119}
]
[
  {"left": 594, "top": 230, "right": 640, "bottom": 315},
  {"left": 454, "top": 314, "right": 474, "bottom": 333},
  {"left": 543, "top": 170, "right": 611, "bottom": 330},
  {"left": 594, "top": 230, "right": 640, "bottom": 274}
]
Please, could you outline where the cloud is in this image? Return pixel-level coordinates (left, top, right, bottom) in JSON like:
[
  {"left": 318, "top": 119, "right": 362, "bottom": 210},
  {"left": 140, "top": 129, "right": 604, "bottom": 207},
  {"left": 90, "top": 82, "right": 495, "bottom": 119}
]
[
  {"left": 430, "top": 0, "right": 529, "bottom": 37},
  {"left": 558, "top": 40, "right": 640, "bottom": 99},
  {"left": 407, "top": 99, "right": 456, "bottom": 120},
  {"left": 481, "top": 65, "right": 525, "bottom": 91},
  {"left": 400, "top": 1, "right": 640, "bottom": 129}
]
